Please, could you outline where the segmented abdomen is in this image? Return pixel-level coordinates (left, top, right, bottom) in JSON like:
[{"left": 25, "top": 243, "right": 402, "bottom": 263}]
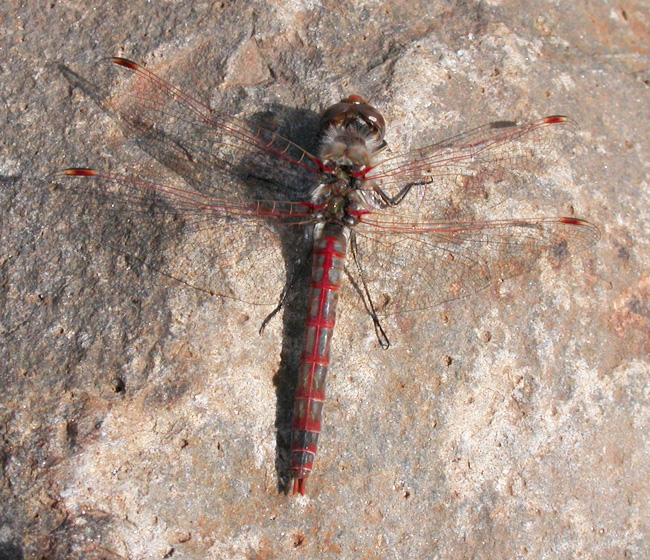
[{"left": 291, "top": 223, "right": 348, "bottom": 495}]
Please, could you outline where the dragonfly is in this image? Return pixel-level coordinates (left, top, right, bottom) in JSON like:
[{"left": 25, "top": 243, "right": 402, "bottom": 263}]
[{"left": 56, "top": 57, "right": 599, "bottom": 495}]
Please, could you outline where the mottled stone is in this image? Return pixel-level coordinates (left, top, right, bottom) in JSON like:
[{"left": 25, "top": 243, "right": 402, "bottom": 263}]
[{"left": 1, "top": 0, "right": 648, "bottom": 558}]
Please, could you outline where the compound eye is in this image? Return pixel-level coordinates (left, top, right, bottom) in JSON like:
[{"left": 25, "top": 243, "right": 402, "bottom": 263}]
[
  {"left": 358, "top": 105, "right": 386, "bottom": 141},
  {"left": 319, "top": 101, "right": 353, "bottom": 132}
]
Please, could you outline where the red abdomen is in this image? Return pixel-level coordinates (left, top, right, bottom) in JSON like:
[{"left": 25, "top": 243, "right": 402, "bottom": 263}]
[{"left": 291, "top": 224, "right": 348, "bottom": 494}]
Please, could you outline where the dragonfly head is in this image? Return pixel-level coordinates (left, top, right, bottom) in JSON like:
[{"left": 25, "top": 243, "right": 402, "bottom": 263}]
[{"left": 317, "top": 95, "right": 387, "bottom": 174}]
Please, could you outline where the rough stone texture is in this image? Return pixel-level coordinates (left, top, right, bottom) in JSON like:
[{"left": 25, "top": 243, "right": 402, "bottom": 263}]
[{"left": 1, "top": 0, "right": 648, "bottom": 559}]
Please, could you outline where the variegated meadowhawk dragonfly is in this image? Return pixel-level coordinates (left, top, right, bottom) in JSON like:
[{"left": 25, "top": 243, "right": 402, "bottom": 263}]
[{"left": 56, "top": 57, "right": 599, "bottom": 495}]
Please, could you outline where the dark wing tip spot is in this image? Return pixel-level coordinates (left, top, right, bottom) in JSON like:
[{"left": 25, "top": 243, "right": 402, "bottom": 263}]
[
  {"left": 111, "top": 57, "right": 139, "bottom": 70},
  {"left": 63, "top": 168, "right": 97, "bottom": 176}
]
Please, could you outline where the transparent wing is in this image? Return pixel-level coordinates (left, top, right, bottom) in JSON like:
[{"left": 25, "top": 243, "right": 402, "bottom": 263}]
[
  {"left": 55, "top": 169, "right": 317, "bottom": 306},
  {"left": 352, "top": 215, "right": 600, "bottom": 315},
  {"left": 98, "top": 58, "right": 323, "bottom": 202},
  {"left": 364, "top": 116, "right": 578, "bottom": 218}
]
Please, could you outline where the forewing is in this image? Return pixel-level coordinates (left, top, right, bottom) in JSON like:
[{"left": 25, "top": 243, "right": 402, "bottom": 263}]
[
  {"left": 365, "top": 116, "right": 578, "bottom": 218},
  {"left": 99, "top": 58, "right": 322, "bottom": 202},
  {"left": 352, "top": 216, "right": 600, "bottom": 315}
]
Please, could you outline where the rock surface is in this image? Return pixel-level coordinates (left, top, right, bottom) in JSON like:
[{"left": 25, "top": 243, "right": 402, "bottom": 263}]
[{"left": 1, "top": 0, "right": 648, "bottom": 558}]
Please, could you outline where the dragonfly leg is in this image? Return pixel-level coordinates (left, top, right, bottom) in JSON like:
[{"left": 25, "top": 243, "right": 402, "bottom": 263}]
[
  {"left": 259, "top": 249, "right": 312, "bottom": 334},
  {"left": 372, "top": 182, "right": 416, "bottom": 207},
  {"left": 347, "top": 234, "right": 390, "bottom": 349}
]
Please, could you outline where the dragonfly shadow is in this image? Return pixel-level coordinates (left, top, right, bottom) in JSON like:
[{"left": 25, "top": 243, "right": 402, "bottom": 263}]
[
  {"left": 58, "top": 61, "right": 324, "bottom": 493},
  {"left": 270, "top": 247, "right": 313, "bottom": 494}
]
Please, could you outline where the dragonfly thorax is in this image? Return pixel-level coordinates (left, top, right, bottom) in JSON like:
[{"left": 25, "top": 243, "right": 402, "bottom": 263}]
[
  {"left": 326, "top": 194, "right": 345, "bottom": 218},
  {"left": 311, "top": 179, "right": 372, "bottom": 227}
]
